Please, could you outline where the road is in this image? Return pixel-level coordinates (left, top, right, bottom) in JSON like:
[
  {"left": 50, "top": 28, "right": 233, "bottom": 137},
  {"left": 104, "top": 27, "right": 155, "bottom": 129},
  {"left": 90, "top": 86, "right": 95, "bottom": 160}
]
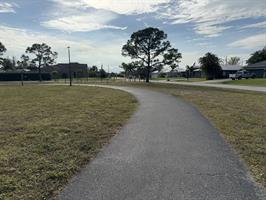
[
  {"left": 59, "top": 86, "right": 265, "bottom": 200},
  {"left": 151, "top": 80, "right": 266, "bottom": 93}
]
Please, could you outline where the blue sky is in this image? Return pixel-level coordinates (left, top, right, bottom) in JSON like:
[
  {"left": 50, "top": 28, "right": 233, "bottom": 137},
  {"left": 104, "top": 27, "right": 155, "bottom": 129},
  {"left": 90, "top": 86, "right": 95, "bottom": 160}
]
[{"left": 0, "top": 0, "right": 266, "bottom": 72}]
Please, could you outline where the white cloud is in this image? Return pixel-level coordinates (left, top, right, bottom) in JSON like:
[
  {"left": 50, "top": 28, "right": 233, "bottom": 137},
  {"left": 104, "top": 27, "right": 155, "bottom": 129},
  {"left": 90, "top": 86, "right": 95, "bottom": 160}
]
[
  {"left": 0, "top": 2, "right": 17, "bottom": 13},
  {"left": 194, "top": 22, "right": 231, "bottom": 37},
  {"left": 42, "top": 11, "right": 127, "bottom": 32},
  {"left": 0, "top": 25, "right": 127, "bottom": 71},
  {"left": 48, "top": 0, "right": 266, "bottom": 36},
  {"left": 52, "top": 0, "right": 170, "bottom": 15},
  {"left": 241, "top": 21, "right": 266, "bottom": 29},
  {"left": 162, "top": 0, "right": 266, "bottom": 37},
  {"left": 229, "top": 33, "right": 266, "bottom": 49}
]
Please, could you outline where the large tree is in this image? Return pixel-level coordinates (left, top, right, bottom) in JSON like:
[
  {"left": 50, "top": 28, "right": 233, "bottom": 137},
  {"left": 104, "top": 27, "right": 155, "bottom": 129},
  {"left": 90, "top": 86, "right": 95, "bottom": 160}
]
[
  {"left": 227, "top": 56, "right": 240, "bottom": 65},
  {"left": 199, "top": 52, "right": 222, "bottom": 80},
  {"left": 0, "top": 42, "right": 7, "bottom": 65},
  {"left": 122, "top": 27, "right": 181, "bottom": 82},
  {"left": 247, "top": 47, "right": 266, "bottom": 64},
  {"left": 26, "top": 43, "right": 57, "bottom": 81}
]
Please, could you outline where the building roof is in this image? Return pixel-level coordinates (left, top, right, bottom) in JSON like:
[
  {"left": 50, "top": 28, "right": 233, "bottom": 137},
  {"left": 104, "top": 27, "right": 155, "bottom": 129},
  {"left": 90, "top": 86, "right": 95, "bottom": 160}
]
[
  {"left": 245, "top": 60, "right": 266, "bottom": 69},
  {"left": 221, "top": 64, "right": 243, "bottom": 71}
]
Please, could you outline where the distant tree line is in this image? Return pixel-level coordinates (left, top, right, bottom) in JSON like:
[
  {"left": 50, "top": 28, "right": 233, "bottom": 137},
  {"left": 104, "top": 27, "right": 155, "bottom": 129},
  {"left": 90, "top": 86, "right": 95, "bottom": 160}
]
[
  {"left": 88, "top": 65, "right": 107, "bottom": 78},
  {"left": 0, "top": 42, "right": 57, "bottom": 81}
]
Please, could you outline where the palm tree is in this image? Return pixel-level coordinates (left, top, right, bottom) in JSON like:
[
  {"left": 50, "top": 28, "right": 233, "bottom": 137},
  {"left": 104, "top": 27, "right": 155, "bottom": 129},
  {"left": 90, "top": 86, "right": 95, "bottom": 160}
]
[{"left": 186, "top": 63, "right": 196, "bottom": 80}]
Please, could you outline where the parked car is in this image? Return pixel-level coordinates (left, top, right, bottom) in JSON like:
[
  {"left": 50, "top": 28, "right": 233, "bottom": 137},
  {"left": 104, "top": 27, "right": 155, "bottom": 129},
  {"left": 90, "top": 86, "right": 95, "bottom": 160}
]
[{"left": 229, "top": 70, "right": 256, "bottom": 80}]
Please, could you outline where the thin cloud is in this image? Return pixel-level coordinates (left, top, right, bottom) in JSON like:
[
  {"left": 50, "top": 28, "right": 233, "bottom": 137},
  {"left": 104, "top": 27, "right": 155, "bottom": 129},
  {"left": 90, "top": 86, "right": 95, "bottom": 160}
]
[
  {"left": 162, "top": 0, "right": 266, "bottom": 37},
  {"left": 0, "top": 2, "right": 17, "bottom": 13},
  {"left": 42, "top": 11, "right": 127, "bottom": 32},
  {"left": 229, "top": 33, "right": 266, "bottom": 49},
  {"left": 241, "top": 21, "right": 266, "bottom": 29},
  {"left": 51, "top": 0, "right": 170, "bottom": 15}
]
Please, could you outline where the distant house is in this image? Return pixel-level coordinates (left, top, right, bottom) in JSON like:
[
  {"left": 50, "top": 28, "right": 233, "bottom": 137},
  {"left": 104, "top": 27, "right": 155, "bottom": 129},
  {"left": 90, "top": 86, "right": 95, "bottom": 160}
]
[
  {"left": 167, "top": 70, "right": 180, "bottom": 78},
  {"left": 220, "top": 64, "right": 243, "bottom": 78},
  {"left": 179, "top": 66, "right": 202, "bottom": 78},
  {"left": 151, "top": 72, "right": 160, "bottom": 78},
  {"left": 179, "top": 64, "right": 243, "bottom": 79},
  {"left": 43, "top": 62, "right": 88, "bottom": 78},
  {"left": 244, "top": 60, "right": 266, "bottom": 78}
]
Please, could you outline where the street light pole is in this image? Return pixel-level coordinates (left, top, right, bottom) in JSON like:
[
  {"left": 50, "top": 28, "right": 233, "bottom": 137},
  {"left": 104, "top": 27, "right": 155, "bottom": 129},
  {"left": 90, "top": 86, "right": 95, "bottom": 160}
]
[
  {"left": 101, "top": 64, "right": 103, "bottom": 82},
  {"left": 67, "top": 46, "right": 72, "bottom": 86}
]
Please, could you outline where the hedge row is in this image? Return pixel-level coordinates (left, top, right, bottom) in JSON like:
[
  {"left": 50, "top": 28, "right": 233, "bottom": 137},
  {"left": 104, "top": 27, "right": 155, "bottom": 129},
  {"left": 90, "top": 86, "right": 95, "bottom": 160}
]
[{"left": 0, "top": 72, "right": 51, "bottom": 81}]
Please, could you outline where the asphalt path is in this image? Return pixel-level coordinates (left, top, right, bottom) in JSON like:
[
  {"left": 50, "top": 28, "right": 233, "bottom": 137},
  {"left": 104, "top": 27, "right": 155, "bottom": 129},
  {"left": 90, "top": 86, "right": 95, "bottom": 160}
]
[{"left": 56, "top": 86, "right": 265, "bottom": 200}]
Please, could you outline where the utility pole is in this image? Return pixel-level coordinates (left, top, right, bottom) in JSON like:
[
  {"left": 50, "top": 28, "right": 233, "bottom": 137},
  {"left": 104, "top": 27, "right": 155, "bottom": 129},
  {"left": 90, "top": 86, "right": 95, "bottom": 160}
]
[
  {"left": 67, "top": 46, "right": 72, "bottom": 86},
  {"left": 108, "top": 65, "right": 110, "bottom": 82},
  {"left": 101, "top": 64, "right": 103, "bottom": 82}
]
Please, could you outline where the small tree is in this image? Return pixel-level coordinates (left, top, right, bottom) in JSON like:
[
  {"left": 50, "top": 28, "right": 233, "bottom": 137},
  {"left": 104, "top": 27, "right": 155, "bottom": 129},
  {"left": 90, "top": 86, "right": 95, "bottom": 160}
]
[
  {"left": 186, "top": 63, "right": 197, "bottom": 80},
  {"left": 17, "top": 54, "right": 30, "bottom": 70},
  {"left": 0, "top": 42, "right": 7, "bottom": 65},
  {"left": 199, "top": 52, "right": 222, "bottom": 80},
  {"left": 122, "top": 27, "right": 181, "bottom": 82},
  {"left": 26, "top": 43, "right": 57, "bottom": 81},
  {"left": 88, "top": 65, "right": 98, "bottom": 77},
  {"left": 247, "top": 47, "right": 266, "bottom": 64},
  {"left": 99, "top": 68, "right": 107, "bottom": 78},
  {"left": 228, "top": 57, "right": 240, "bottom": 65}
]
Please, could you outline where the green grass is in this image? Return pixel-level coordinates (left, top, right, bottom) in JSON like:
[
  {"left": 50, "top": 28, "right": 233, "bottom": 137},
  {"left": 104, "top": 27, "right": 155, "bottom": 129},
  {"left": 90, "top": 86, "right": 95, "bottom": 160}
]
[
  {"left": 91, "top": 81, "right": 266, "bottom": 187},
  {"left": 223, "top": 78, "right": 266, "bottom": 87},
  {"left": 151, "top": 77, "right": 206, "bottom": 82},
  {"left": 0, "top": 85, "right": 137, "bottom": 200}
]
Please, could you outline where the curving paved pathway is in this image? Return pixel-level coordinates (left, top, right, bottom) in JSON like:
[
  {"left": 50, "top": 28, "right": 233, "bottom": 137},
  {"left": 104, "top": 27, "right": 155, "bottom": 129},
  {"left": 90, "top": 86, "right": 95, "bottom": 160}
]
[{"left": 60, "top": 86, "right": 265, "bottom": 200}]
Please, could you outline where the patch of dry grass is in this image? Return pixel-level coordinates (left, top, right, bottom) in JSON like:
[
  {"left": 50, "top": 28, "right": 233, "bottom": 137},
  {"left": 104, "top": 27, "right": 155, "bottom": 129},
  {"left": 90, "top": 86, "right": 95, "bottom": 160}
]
[{"left": 0, "top": 85, "right": 137, "bottom": 200}]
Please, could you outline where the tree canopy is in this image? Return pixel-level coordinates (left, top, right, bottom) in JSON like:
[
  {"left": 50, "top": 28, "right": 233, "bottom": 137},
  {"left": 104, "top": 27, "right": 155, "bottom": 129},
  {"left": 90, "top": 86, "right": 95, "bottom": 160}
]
[
  {"left": 122, "top": 27, "right": 181, "bottom": 82},
  {"left": 1, "top": 58, "right": 14, "bottom": 71},
  {"left": 227, "top": 57, "right": 240, "bottom": 65},
  {"left": 26, "top": 43, "right": 57, "bottom": 81},
  {"left": 247, "top": 47, "right": 266, "bottom": 64},
  {"left": 17, "top": 54, "right": 37, "bottom": 70},
  {"left": 199, "top": 52, "right": 222, "bottom": 80},
  {"left": 0, "top": 42, "right": 7, "bottom": 65}
]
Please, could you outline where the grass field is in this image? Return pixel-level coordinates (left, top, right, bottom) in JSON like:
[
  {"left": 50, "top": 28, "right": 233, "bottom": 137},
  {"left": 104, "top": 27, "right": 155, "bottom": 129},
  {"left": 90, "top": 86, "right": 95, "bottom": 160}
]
[
  {"left": 92, "top": 81, "right": 266, "bottom": 187},
  {"left": 223, "top": 78, "right": 266, "bottom": 87},
  {"left": 0, "top": 85, "right": 137, "bottom": 200},
  {"left": 151, "top": 77, "right": 206, "bottom": 82}
]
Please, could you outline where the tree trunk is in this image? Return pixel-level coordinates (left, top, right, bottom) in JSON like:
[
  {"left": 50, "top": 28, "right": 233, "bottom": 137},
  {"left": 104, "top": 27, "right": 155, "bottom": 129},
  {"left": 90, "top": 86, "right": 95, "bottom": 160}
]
[
  {"left": 146, "top": 53, "right": 151, "bottom": 83},
  {"left": 38, "top": 60, "right": 42, "bottom": 82},
  {"left": 146, "top": 67, "right": 150, "bottom": 83}
]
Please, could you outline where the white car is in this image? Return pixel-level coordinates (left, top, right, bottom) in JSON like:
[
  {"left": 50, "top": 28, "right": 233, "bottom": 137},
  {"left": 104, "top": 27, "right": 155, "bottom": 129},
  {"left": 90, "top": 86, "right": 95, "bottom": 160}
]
[{"left": 229, "top": 70, "right": 256, "bottom": 80}]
